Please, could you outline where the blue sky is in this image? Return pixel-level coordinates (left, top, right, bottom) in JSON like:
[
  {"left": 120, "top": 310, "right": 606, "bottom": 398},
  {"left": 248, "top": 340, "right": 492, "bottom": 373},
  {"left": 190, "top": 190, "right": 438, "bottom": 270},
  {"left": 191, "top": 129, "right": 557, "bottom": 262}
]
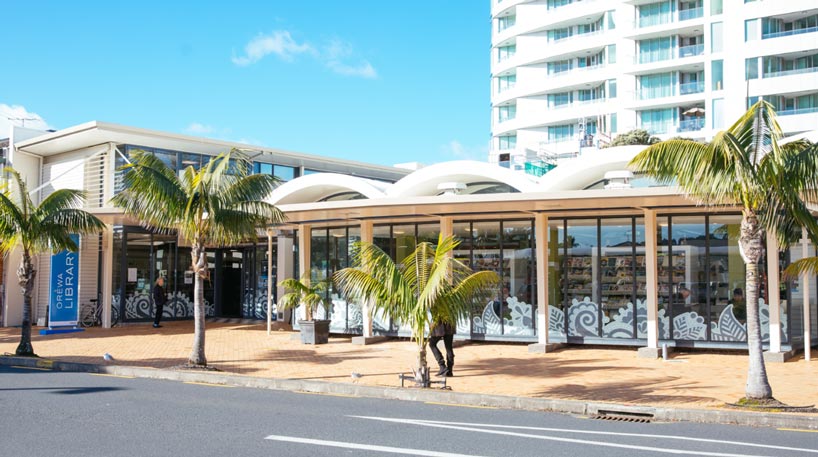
[{"left": 0, "top": 1, "right": 490, "bottom": 166}]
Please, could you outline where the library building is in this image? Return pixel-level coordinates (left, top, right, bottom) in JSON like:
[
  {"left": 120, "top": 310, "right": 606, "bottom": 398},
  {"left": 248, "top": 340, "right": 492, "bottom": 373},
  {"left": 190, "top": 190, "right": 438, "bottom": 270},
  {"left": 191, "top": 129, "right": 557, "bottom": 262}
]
[{"left": 1, "top": 122, "right": 815, "bottom": 360}]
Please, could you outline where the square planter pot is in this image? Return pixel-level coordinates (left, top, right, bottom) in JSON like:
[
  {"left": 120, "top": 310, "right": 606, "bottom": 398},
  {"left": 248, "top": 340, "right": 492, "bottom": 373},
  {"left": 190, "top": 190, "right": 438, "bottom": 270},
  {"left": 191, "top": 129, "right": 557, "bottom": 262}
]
[{"left": 298, "top": 319, "right": 330, "bottom": 345}]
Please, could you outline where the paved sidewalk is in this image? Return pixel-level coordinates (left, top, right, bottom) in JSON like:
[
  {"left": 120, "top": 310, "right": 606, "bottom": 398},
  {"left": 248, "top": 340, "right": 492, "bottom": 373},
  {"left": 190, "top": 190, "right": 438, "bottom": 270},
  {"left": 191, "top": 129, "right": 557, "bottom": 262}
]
[{"left": 1, "top": 321, "right": 816, "bottom": 410}]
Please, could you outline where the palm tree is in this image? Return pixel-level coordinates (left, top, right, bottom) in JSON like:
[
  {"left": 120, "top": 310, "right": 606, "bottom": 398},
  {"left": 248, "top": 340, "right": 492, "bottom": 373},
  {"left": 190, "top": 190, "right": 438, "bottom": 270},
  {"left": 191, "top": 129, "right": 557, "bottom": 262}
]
[
  {"left": 334, "top": 235, "right": 498, "bottom": 386},
  {"left": 277, "top": 276, "right": 327, "bottom": 321},
  {"left": 112, "top": 150, "right": 284, "bottom": 367},
  {"left": 629, "top": 101, "right": 818, "bottom": 400},
  {"left": 0, "top": 168, "right": 104, "bottom": 356}
]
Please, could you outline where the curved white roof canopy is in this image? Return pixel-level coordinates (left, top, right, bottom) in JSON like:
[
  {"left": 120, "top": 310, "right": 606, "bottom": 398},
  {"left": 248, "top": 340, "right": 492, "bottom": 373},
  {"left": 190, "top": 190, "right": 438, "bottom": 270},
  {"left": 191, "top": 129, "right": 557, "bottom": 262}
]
[
  {"left": 537, "top": 145, "right": 648, "bottom": 192},
  {"left": 268, "top": 173, "right": 388, "bottom": 205},
  {"left": 386, "top": 160, "right": 539, "bottom": 197}
]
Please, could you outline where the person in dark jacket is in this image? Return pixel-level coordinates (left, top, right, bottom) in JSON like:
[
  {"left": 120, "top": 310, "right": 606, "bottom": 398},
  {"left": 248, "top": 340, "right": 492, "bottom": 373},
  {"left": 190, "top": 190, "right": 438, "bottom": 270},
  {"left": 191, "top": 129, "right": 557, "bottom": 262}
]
[
  {"left": 429, "top": 321, "right": 455, "bottom": 377},
  {"left": 152, "top": 277, "right": 167, "bottom": 328}
]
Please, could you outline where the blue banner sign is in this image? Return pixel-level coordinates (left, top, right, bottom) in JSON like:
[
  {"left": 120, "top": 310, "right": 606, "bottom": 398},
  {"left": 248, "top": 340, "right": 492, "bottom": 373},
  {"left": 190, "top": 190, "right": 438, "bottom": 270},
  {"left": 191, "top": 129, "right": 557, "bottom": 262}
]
[{"left": 48, "top": 234, "right": 80, "bottom": 327}]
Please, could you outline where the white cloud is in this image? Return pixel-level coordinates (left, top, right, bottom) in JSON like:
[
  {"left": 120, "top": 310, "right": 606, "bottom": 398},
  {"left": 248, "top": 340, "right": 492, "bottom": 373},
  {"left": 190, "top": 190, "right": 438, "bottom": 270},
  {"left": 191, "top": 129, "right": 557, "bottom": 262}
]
[
  {"left": 0, "top": 104, "right": 51, "bottom": 135},
  {"left": 442, "top": 140, "right": 488, "bottom": 161},
  {"left": 232, "top": 30, "right": 315, "bottom": 66},
  {"left": 184, "top": 122, "right": 214, "bottom": 134},
  {"left": 232, "top": 31, "right": 377, "bottom": 79},
  {"left": 326, "top": 60, "right": 377, "bottom": 79}
]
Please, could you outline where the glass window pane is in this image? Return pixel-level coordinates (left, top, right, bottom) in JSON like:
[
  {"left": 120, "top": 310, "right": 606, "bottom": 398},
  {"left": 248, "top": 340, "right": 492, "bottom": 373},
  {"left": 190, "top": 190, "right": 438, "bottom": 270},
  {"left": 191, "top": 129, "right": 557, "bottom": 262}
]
[
  {"left": 274, "top": 165, "right": 296, "bottom": 181},
  {"left": 503, "top": 220, "right": 535, "bottom": 336},
  {"left": 566, "top": 219, "right": 599, "bottom": 337},
  {"left": 548, "top": 220, "right": 566, "bottom": 338},
  {"left": 392, "top": 225, "right": 416, "bottom": 266},
  {"left": 708, "top": 216, "right": 747, "bottom": 342},
  {"left": 600, "top": 218, "right": 635, "bottom": 339},
  {"left": 666, "top": 216, "right": 707, "bottom": 341},
  {"left": 471, "top": 221, "right": 503, "bottom": 336}
]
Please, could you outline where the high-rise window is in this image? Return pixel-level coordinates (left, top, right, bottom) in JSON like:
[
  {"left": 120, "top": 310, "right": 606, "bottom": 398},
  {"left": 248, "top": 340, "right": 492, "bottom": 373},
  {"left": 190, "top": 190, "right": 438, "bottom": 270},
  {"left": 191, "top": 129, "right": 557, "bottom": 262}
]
[
  {"left": 745, "top": 57, "right": 759, "bottom": 80},
  {"left": 638, "top": 36, "right": 673, "bottom": 64},
  {"left": 745, "top": 18, "right": 759, "bottom": 41},
  {"left": 548, "top": 92, "right": 572, "bottom": 107},
  {"left": 548, "top": 124, "right": 574, "bottom": 142},
  {"left": 498, "top": 135, "right": 517, "bottom": 150},
  {"left": 498, "top": 104, "right": 516, "bottom": 122},
  {"left": 547, "top": 59, "right": 572, "bottom": 75},
  {"left": 711, "top": 60, "right": 724, "bottom": 90},
  {"left": 639, "top": 72, "right": 675, "bottom": 99},
  {"left": 639, "top": 108, "right": 676, "bottom": 134},
  {"left": 638, "top": 1, "right": 672, "bottom": 28},
  {"left": 498, "top": 15, "right": 516, "bottom": 32},
  {"left": 711, "top": 22, "right": 723, "bottom": 53},
  {"left": 497, "top": 74, "right": 516, "bottom": 92},
  {"left": 497, "top": 44, "right": 516, "bottom": 61}
]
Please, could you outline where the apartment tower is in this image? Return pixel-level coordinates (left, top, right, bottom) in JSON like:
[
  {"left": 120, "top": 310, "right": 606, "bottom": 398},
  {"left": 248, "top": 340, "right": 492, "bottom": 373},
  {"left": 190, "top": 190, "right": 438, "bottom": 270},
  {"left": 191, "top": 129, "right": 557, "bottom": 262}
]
[{"left": 489, "top": 0, "right": 818, "bottom": 174}]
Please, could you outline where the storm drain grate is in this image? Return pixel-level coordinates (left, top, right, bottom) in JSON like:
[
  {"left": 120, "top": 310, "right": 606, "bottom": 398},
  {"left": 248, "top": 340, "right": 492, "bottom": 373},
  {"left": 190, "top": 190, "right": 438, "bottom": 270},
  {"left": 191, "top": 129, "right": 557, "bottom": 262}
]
[{"left": 591, "top": 410, "right": 653, "bottom": 423}]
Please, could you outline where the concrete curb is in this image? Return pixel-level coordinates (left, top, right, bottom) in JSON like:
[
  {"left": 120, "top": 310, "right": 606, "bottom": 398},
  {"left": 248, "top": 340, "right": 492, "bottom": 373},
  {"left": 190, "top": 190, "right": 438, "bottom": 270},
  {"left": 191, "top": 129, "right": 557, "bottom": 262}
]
[{"left": 2, "top": 355, "right": 815, "bottom": 430}]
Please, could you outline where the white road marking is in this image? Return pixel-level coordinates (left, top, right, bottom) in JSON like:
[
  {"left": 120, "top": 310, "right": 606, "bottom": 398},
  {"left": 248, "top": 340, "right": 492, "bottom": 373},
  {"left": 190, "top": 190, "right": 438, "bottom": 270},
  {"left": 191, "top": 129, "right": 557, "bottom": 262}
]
[
  {"left": 349, "top": 416, "right": 788, "bottom": 457},
  {"left": 355, "top": 417, "right": 818, "bottom": 455},
  {"left": 264, "top": 435, "right": 484, "bottom": 457}
]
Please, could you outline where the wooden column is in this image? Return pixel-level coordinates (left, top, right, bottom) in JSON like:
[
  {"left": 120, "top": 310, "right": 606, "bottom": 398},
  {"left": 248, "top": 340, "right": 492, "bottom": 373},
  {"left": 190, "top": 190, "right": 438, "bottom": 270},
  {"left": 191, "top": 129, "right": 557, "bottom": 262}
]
[
  {"left": 638, "top": 209, "right": 660, "bottom": 357},
  {"left": 360, "top": 220, "right": 374, "bottom": 338},
  {"left": 266, "top": 228, "right": 274, "bottom": 335},
  {"left": 529, "top": 213, "right": 554, "bottom": 353},
  {"left": 101, "top": 225, "right": 115, "bottom": 328},
  {"left": 803, "top": 229, "right": 812, "bottom": 362},
  {"left": 766, "top": 232, "right": 782, "bottom": 354}
]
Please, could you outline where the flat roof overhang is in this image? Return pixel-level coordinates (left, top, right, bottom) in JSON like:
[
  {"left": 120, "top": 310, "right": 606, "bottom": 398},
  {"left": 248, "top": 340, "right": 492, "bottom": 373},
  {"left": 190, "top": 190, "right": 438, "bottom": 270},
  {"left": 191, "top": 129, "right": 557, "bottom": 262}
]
[
  {"left": 14, "top": 121, "right": 408, "bottom": 181},
  {"left": 274, "top": 187, "right": 737, "bottom": 227},
  {"left": 83, "top": 188, "right": 742, "bottom": 232}
]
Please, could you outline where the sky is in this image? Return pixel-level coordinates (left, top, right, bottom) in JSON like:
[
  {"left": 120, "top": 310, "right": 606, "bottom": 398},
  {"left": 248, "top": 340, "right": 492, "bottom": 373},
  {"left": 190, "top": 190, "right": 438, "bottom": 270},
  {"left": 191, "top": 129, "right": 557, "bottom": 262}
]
[{"left": 0, "top": 1, "right": 490, "bottom": 166}]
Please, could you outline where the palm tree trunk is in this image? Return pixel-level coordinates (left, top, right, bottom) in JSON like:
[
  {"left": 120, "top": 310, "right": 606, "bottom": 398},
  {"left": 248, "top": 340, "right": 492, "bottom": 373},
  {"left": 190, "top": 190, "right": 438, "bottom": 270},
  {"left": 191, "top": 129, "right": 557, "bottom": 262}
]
[
  {"left": 416, "top": 341, "right": 430, "bottom": 387},
  {"left": 15, "top": 251, "right": 36, "bottom": 357},
  {"left": 739, "top": 212, "right": 772, "bottom": 399},
  {"left": 188, "top": 240, "right": 207, "bottom": 366}
]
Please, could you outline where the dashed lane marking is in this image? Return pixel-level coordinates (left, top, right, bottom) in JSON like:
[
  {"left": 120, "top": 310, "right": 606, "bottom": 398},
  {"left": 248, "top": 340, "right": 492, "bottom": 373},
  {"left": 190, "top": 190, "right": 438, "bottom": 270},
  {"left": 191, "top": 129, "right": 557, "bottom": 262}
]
[{"left": 265, "top": 435, "right": 484, "bottom": 456}]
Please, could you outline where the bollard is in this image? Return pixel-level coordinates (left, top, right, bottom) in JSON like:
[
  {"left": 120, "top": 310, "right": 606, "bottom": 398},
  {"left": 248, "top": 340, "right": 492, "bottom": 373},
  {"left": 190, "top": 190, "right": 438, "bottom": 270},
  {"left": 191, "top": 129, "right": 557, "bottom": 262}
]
[{"left": 662, "top": 343, "right": 668, "bottom": 361}]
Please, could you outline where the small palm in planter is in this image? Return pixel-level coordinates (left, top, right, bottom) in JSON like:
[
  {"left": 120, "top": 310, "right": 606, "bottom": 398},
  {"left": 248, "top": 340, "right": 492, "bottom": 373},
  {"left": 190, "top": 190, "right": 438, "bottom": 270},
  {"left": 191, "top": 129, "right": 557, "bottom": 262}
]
[{"left": 278, "top": 277, "right": 331, "bottom": 344}]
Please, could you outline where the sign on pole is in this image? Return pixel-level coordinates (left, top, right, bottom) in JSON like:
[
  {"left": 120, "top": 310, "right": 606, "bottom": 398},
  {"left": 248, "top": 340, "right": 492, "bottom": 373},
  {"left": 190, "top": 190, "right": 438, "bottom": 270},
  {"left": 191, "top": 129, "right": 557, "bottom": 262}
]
[{"left": 48, "top": 234, "right": 80, "bottom": 327}]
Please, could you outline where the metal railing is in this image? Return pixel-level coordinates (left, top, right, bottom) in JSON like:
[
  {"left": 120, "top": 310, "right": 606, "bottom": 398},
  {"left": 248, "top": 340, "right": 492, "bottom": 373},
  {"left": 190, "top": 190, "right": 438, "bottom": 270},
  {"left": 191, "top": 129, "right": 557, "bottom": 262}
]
[
  {"left": 678, "top": 117, "right": 706, "bottom": 132},
  {"left": 763, "top": 66, "right": 818, "bottom": 79},
  {"left": 777, "top": 106, "right": 818, "bottom": 116},
  {"left": 679, "top": 80, "right": 705, "bottom": 95},
  {"left": 637, "top": 44, "right": 703, "bottom": 64},
  {"left": 763, "top": 25, "right": 818, "bottom": 40}
]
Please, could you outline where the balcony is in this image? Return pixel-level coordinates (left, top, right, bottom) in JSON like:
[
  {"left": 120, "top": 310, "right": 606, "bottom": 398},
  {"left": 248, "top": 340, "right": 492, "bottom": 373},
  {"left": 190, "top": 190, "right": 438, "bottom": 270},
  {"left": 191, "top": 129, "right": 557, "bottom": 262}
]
[
  {"left": 641, "top": 118, "right": 705, "bottom": 135},
  {"left": 638, "top": 82, "right": 704, "bottom": 100},
  {"left": 678, "top": 117, "right": 705, "bottom": 132},
  {"left": 638, "top": 7, "right": 703, "bottom": 28},
  {"left": 636, "top": 44, "right": 703, "bottom": 64},
  {"left": 778, "top": 106, "right": 818, "bottom": 117},
  {"left": 546, "top": 63, "right": 605, "bottom": 78},
  {"left": 763, "top": 66, "right": 818, "bottom": 79},
  {"left": 763, "top": 25, "right": 818, "bottom": 40},
  {"left": 679, "top": 80, "right": 705, "bottom": 95}
]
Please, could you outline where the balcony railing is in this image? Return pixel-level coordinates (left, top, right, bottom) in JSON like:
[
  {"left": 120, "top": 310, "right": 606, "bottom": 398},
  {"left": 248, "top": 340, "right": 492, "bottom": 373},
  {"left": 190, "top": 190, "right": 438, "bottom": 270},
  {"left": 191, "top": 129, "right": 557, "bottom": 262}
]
[
  {"left": 679, "top": 80, "right": 705, "bottom": 95},
  {"left": 637, "top": 44, "right": 703, "bottom": 64},
  {"left": 638, "top": 7, "right": 703, "bottom": 28},
  {"left": 678, "top": 117, "right": 705, "bottom": 132},
  {"left": 763, "top": 66, "right": 818, "bottom": 79},
  {"left": 643, "top": 118, "right": 705, "bottom": 134},
  {"left": 546, "top": 63, "right": 605, "bottom": 78},
  {"left": 678, "top": 43, "right": 704, "bottom": 58},
  {"left": 678, "top": 7, "right": 704, "bottom": 22},
  {"left": 763, "top": 25, "right": 818, "bottom": 40},
  {"left": 778, "top": 106, "right": 818, "bottom": 116}
]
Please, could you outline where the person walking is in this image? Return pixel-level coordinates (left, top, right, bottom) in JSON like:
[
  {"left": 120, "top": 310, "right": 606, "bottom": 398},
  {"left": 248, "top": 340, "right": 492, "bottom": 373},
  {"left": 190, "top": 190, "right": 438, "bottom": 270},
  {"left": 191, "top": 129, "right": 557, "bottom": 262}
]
[
  {"left": 429, "top": 320, "right": 455, "bottom": 377},
  {"left": 152, "top": 276, "right": 167, "bottom": 328}
]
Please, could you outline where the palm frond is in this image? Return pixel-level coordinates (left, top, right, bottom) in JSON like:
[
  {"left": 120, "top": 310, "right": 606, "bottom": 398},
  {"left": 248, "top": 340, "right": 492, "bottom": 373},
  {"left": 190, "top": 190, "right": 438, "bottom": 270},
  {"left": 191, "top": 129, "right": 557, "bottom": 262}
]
[{"left": 783, "top": 257, "right": 818, "bottom": 281}]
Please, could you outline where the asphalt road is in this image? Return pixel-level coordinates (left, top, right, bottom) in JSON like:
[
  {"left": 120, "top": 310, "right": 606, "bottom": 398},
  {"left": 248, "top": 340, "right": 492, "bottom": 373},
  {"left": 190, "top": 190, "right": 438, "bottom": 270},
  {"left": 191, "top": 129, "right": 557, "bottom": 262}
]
[{"left": 1, "top": 365, "right": 817, "bottom": 457}]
